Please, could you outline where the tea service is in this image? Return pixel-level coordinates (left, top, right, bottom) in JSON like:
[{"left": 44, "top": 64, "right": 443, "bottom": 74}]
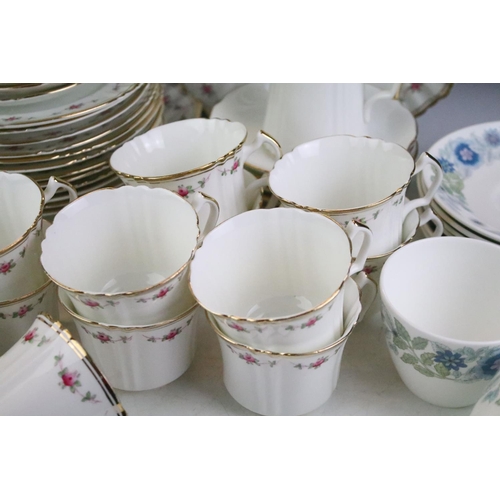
[{"left": 3, "top": 83, "right": 500, "bottom": 416}]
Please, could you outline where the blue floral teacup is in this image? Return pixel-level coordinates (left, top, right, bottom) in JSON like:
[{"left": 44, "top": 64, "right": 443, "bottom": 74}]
[{"left": 380, "top": 236, "right": 500, "bottom": 408}]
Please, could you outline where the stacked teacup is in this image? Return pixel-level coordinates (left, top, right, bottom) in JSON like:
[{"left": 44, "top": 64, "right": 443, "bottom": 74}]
[
  {"left": 189, "top": 207, "right": 377, "bottom": 415},
  {"left": 41, "top": 185, "right": 219, "bottom": 392},
  {"left": 268, "top": 135, "right": 444, "bottom": 287},
  {"left": 0, "top": 171, "right": 77, "bottom": 355}
]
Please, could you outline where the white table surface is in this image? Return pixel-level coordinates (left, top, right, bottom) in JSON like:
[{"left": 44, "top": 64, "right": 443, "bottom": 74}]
[{"left": 57, "top": 83, "right": 500, "bottom": 416}]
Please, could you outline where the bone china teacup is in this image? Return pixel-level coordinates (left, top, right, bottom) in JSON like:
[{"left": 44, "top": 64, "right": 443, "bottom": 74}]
[
  {"left": 208, "top": 275, "right": 363, "bottom": 416},
  {"left": 109, "top": 118, "right": 282, "bottom": 224},
  {"left": 380, "top": 236, "right": 500, "bottom": 408},
  {"left": 41, "top": 185, "right": 219, "bottom": 326},
  {"left": 269, "top": 135, "right": 443, "bottom": 256},
  {"left": 189, "top": 207, "right": 372, "bottom": 353},
  {"left": 0, "top": 172, "right": 77, "bottom": 301}
]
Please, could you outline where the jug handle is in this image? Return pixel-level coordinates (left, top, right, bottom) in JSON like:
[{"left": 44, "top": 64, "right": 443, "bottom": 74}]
[
  {"left": 240, "top": 130, "right": 282, "bottom": 168},
  {"left": 364, "top": 83, "right": 401, "bottom": 122}
]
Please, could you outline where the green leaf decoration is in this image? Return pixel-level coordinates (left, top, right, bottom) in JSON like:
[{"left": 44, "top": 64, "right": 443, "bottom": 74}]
[
  {"left": 411, "top": 337, "right": 429, "bottom": 350},
  {"left": 435, "top": 363, "right": 451, "bottom": 378},
  {"left": 395, "top": 319, "right": 411, "bottom": 342},
  {"left": 401, "top": 353, "right": 419, "bottom": 365},
  {"left": 414, "top": 365, "right": 436, "bottom": 378},
  {"left": 393, "top": 335, "right": 409, "bottom": 351},
  {"left": 495, "top": 400, "right": 500, "bottom": 406},
  {"left": 420, "top": 352, "right": 436, "bottom": 366},
  {"left": 442, "top": 172, "right": 464, "bottom": 195},
  {"left": 461, "top": 347, "right": 477, "bottom": 361},
  {"left": 388, "top": 342, "right": 399, "bottom": 356},
  {"left": 0, "top": 313, "right": 6, "bottom": 319}
]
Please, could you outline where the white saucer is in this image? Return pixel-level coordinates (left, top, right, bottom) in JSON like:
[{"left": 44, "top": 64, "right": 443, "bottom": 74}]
[
  {"left": 421, "top": 120, "right": 500, "bottom": 242},
  {"left": 211, "top": 83, "right": 417, "bottom": 172},
  {"left": 370, "top": 83, "right": 453, "bottom": 117}
]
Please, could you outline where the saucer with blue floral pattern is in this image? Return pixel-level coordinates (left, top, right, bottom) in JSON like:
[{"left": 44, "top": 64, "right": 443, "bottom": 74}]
[{"left": 421, "top": 120, "right": 500, "bottom": 243}]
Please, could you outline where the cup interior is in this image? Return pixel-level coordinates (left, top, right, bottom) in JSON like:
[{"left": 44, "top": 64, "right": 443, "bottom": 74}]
[
  {"left": 190, "top": 208, "right": 352, "bottom": 320},
  {"left": 380, "top": 237, "right": 500, "bottom": 342},
  {"left": 41, "top": 186, "right": 200, "bottom": 294},
  {"left": 270, "top": 135, "right": 414, "bottom": 210},
  {"left": 0, "top": 172, "right": 42, "bottom": 249},
  {"left": 110, "top": 118, "right": 247, "bottom": 178}
]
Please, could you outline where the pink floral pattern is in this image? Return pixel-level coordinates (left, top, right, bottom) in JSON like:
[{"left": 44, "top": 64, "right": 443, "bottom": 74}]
[
  {"left": 22, "top": 328, "right": 38, "bottom": 343},
  {"left": 0, "top": 260, "right": 15, "bottom": 274},
  {"left": 81, "top": 326, "right": 132, "bottom": 344},
  {"left": 228, "top": 322, "right": 247, "bottom": 332},
  {"left": 285, "top": 315, "right": 323, "bottom": 332},
  {"left": 225, "top": 344, "right": 277, "bottom": 368},
  {"left": 0, "top": 292, "right": 46, "bottom": 320},
  {"left": 54, "top": 353, "right": 100, "bottom": 404},
  {"left": 363, "top": 265, "right": 378, "bottom": 275},
  {"left": 343, "top": 207, "right": 384, "bottom": 229},
  {"left": 294, "top": 356, "right": 330, "bottom": 370},
  {"left": 144, "top": 316, "right": 193, "bottom": 342},
  {"left": 0, "top": 244, "right": 27, "bottom": 277},
  {"left": 76, "top": 297, "right": 120, "bottom": 309},
  {"left": 219, "top": 158, "right": 241, "bottom": 176},
  {"left": 175, "top": 174, "right": 210, "bottom": 199},
  {"left": 136, "top": 285, "right": 174, "bottom": 304}
]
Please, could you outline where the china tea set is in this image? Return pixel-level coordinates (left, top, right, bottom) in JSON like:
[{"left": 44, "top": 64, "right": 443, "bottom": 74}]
[{"left": 1, "top": 83, "right": 500, "bottom": 416}]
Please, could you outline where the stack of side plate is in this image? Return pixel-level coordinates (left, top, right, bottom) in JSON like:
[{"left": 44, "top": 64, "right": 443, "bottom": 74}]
[
  {"left": 417, "top": 120, "right": 500, "bottom": 244},
  {"left": 0, "top": 83, "right": 164, "bottom": 219}
]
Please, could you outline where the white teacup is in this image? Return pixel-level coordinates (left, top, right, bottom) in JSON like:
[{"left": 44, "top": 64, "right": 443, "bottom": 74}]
[
  {"left": 0, "top": 314, "right": 126, "bottom": 416},
  {"left": 0, "top": 172, "right": 77, "bottom": 301},
  {"left": 208, "top": 275, "right": 363, "bottom": 415},
  {"left": 362, "top": 206, "right": 443, "bottom": 285},
  {"left": 109, "top": 118, "right": 282, "bottom": 224},
  {"left": 269, "top": 135, "right": 443, "bottom": 255},
  {"left": 59, "top": 288, "right": 199, "bottom": 392},
  {"left": 262, "top": 83, "right": 400, "bottom": 154},
  {"left": 380, "top": 237, "right": 500, "bottom": 408},
  {"left": 41, "top": 186, "right": 219, "bottom": 326},
  {"left": 189, "top": 207, "right": 372, "bottom": 353}
]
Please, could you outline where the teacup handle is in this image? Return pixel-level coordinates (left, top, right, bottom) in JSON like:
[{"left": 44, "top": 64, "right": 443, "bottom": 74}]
[
  {"left": 418, "top": 206, "right": 444, "bottom": 238},
  {"left": 402, "top": 152, "right": 444, "bottom": 219},
  {"left": 244, "top": 174, "right": 270, "bottom": 209},
  {"left": 240, "top": 130, "right": 282, "bottom": 167},
  {"left": 190, "top": 191, "right": 220, "bottom": 240},
  {"left": 345, "top": 220, "right": 373, "bottom": 276},
  {"left": 43, "top": 176, "right": 77, "bottom": 205},
  {"left": 364, "top": 83, "right": 401, "bottom": 122},
  {"left": 352, "top": 271, "right": 378, "bottom": 322}
]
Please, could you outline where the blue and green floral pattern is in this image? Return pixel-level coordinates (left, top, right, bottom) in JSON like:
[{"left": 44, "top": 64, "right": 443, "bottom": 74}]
[
  {"left": 382, "top": 305, "right": 500, "bottom": 383},
  {"left": 428, "top": 124, "right": 500, "bottom": 238},
  {"left": 478, "top": 372, "right": 500, "bottom": 406}
]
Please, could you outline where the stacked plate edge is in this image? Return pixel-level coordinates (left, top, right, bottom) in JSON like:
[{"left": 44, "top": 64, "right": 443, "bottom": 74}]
[{"left": 0, "top": 83, "right": 165, "bottom": 219}]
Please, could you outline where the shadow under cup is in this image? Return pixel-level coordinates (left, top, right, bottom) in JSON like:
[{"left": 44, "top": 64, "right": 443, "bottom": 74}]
[{"left": 380, "top": 237, "right": 500, "bottom": 408}]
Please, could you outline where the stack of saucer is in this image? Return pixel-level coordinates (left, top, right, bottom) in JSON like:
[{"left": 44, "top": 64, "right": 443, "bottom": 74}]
[
  {"left": 417, "top": 120, "right": 500, "bottom": 244},
  {"left": 0, "top": 83, "right": 164, "bottom": 219}
]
